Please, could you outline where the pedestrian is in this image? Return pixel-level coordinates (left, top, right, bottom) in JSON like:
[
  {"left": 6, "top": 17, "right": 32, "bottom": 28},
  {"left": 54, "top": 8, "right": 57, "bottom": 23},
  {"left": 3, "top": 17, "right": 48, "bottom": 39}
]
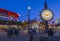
[
  {"left": 28, "top": 28, "right": 32, "bottom": 34},
  {"left": 32, "top": 28, "right": 36, "bottom": 34},
  {"left": 14, "top": 28, "right": 20, "bottom": 36},
  {"left": 7, "top": 27, "right": 13, "bottom": 38},
  {"left": 12, "top": 27, "right": 16, "bottom": 35},
  {"left": 48, "top": 28, "right": 54, "bottom": 36}
]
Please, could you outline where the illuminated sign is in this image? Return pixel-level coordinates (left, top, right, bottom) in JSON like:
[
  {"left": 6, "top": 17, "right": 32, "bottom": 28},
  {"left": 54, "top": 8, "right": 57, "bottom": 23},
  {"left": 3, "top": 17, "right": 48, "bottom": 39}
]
[{"left": 40, "top": 9, "right": 54, "bottom": 21}]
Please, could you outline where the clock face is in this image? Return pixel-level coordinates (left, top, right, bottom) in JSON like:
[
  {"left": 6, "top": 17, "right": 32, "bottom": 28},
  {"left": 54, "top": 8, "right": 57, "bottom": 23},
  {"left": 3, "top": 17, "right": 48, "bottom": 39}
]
[{"left": 41, "top": 9, "right": 53, "bottom": 21}]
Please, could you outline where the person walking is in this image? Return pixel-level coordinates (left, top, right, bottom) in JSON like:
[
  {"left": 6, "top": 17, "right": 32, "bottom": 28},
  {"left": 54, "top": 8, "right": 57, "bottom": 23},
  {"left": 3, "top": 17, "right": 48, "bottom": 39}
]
[
  {"left": 48, "top": 28, "right": 54, "bottom": 36},
  {"left": 14, "top": 28, "right": 20, "bottom": 36},
  {"left": 7, "top": 27, "right": 13, "bottom": 38}
]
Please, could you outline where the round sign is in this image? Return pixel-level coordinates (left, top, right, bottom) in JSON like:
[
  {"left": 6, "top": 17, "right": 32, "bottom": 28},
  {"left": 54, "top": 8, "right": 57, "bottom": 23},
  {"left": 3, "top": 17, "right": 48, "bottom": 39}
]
[{"left": 40, "top": 9, "right": 54, "bottom": 21}]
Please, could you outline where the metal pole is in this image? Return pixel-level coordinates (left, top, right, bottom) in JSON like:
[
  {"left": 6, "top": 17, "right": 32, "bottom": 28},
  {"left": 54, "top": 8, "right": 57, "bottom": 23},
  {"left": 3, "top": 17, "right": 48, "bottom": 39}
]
[
  {"left": 28, "top": 9, "right": 30, "bottom": 29},
  {"left": 44, "top": 21, "right": 49, "bottom": 33}
]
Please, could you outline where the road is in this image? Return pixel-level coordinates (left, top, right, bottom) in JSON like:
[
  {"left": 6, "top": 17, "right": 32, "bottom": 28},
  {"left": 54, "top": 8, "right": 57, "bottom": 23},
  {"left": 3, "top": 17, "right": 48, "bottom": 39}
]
[{"left": 0, "top": 32, "right": 60, "bottom": 41}]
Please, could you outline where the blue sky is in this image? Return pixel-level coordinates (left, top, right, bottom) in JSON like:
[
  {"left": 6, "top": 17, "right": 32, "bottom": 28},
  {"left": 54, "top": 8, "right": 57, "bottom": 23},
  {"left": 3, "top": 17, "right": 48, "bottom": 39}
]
[{"left": 0, "top": 0, "right": 60, "bottom": 22}]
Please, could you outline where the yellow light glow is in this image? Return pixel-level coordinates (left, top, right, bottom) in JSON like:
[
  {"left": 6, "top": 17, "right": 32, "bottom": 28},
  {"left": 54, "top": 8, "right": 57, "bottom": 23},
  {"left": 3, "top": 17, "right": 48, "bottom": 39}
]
[{"left": 45, "top": 13, "right": 49, "bottom": 16}]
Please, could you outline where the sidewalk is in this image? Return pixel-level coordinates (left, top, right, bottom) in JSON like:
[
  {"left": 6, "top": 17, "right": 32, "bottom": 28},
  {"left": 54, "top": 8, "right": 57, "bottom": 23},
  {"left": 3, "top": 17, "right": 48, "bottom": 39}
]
[{"left": 0, "top": 32, "right": 60, "bottom": 41}]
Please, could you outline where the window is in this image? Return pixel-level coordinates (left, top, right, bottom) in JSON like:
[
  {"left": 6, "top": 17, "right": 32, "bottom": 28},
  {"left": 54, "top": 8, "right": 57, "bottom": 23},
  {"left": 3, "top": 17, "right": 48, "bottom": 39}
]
[{"left": 0, "top": 12, "right": 8, "bottom": 17}]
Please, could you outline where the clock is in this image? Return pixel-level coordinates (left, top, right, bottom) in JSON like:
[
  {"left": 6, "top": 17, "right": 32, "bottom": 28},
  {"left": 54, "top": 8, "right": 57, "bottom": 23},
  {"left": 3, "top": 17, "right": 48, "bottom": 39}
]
[{"left": 40, "top": 9, "right": 54, "bottom": 21}]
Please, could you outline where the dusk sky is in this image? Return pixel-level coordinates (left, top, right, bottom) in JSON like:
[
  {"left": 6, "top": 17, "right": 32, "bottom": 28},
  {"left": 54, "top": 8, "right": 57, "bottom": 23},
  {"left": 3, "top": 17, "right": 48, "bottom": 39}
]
[{"left": 0, "top": 0, "right": 60, "bottom": 22}]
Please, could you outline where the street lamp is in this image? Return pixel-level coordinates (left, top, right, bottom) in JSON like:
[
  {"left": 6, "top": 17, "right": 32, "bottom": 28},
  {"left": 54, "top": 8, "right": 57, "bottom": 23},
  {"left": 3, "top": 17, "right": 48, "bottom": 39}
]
[
  {"left": 28, "top": 6, "right": 31, "bottom": 10},
  {"left": 28, "top": 6, "right": 33, "bottom": 41}
]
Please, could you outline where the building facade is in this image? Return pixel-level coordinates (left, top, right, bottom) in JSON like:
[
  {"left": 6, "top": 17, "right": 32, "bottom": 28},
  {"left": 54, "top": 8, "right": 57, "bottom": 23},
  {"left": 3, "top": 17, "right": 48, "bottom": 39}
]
[{"left": 0, "top": 8, "right": 19, "bottom": 21}]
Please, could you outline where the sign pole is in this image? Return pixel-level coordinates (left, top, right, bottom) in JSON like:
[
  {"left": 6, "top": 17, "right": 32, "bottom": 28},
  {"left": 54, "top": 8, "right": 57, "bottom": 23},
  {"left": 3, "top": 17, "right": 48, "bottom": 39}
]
[{"left": 44, "top": 21, "right": 49, "bottom": 33}]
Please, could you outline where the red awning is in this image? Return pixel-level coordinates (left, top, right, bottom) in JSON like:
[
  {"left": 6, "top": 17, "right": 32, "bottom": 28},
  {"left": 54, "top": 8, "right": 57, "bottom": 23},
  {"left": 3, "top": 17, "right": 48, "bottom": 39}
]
[
  {"left": 0, "top": 8, "right": 19, "bottom": 19},
  {"left": 8, "top": 12, "right": 19, "bottom": 18}
]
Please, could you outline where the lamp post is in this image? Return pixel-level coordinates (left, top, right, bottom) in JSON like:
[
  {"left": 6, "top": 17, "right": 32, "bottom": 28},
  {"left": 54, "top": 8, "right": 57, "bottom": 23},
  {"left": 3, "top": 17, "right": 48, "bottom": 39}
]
[
  {"left": 28, "top": 6, "right": 33, "bottom": 41},
  {"left": 28, "top": 6, "right": 31, "bottom": 28}
]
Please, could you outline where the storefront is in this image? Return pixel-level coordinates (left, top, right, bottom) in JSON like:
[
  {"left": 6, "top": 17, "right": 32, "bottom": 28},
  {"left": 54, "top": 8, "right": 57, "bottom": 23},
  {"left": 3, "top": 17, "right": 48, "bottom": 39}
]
[{"left": 0, "top": 8, "right": 21, "bottom": 30}]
